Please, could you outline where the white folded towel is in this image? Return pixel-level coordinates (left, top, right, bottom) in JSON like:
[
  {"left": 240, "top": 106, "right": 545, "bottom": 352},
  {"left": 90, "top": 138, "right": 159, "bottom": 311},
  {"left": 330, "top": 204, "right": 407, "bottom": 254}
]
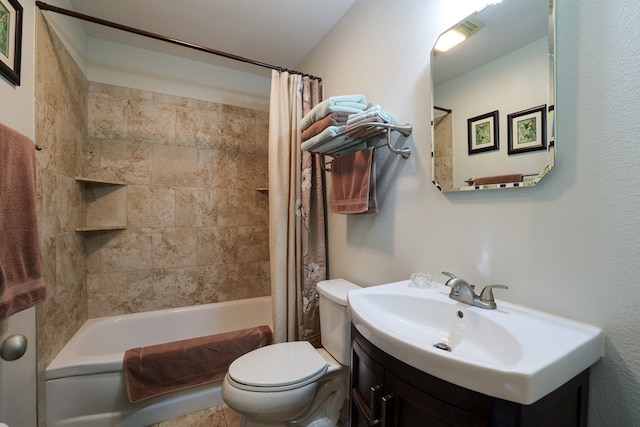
[
  {"left": 301, "top": 95, "right": 368, "bottom": 130},
  {"left": 346, "top": 105, "right": 395, "bottom": 125}
]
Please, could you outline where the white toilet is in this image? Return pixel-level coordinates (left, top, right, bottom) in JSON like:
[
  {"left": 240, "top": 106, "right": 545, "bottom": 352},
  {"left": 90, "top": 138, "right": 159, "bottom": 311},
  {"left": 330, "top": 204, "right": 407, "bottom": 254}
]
[{"left": 221, "top": 278, "right": 360, "bottom": 427}]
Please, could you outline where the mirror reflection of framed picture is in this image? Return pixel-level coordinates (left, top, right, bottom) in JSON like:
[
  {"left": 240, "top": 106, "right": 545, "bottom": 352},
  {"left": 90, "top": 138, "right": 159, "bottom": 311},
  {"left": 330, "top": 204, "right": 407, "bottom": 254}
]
[
  {"left": 507, "top": 105, "right": 547, "bottom": 155},
  {"left": 0, "top": 0, "right": 23, "bottom": 86},
  {"left": 467, "top": 110, "right": 499, "bottom": 155}
]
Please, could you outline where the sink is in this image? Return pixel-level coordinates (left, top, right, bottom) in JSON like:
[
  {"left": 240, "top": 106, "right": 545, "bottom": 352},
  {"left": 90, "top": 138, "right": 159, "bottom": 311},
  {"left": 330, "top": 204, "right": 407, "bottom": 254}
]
[{"left": 347, "top": 280, "right": 604, "bottom": 405}]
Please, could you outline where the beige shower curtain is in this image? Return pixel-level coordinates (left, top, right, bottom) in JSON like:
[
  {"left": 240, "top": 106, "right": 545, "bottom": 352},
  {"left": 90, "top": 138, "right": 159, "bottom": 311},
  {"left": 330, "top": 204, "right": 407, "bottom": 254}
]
[{"left": 268, "top": 70, "right": 326, "bottom": 346}]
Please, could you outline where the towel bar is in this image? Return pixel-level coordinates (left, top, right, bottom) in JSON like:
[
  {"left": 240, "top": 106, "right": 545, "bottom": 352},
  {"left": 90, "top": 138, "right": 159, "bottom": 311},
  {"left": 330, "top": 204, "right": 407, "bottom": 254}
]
[
  {"left": 320, "top": 127, "right": 412, "bottom": 173},
  {"left": 305, "top": 121, "right": 412, "bottom": 161}
]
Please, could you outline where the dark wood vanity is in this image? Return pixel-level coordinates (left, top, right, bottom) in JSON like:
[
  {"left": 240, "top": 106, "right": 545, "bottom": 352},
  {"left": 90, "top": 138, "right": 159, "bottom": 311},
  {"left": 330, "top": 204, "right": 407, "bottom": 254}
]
[{"left": 350, "top": 326, "right": 590, "bottom": 426}]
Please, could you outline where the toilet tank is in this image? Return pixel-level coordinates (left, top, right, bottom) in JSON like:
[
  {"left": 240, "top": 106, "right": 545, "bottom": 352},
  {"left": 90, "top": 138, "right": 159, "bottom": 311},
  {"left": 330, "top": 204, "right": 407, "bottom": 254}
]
[{"left": 317, "top": 279, "right": 361, "bottom": 365}]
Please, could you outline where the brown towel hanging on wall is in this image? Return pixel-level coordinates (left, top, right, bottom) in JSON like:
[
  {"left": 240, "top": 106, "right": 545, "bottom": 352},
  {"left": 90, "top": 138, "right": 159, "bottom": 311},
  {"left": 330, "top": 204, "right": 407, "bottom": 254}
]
[
  {"left": 330, "top": 148, "right": 378, "bottom": 214},
  {"left": 0, "top": 123, "right": 46, "bottom": 320}
]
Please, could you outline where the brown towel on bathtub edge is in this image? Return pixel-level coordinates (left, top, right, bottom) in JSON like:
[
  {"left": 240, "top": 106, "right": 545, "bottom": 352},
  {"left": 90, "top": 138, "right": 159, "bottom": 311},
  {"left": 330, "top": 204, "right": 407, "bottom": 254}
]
[
  {"left": 0, "top": 123, "right": 46, "bottom": 321},
  {"left": 124, "top": 325, "right": 273, "bottom": 403}
]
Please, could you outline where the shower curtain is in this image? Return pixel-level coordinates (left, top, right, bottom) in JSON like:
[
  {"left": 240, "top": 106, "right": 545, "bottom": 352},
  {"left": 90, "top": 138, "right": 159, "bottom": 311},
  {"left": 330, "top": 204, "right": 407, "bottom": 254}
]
[{"left": 268, "top": 71, "right": 327, "bottom": 346}]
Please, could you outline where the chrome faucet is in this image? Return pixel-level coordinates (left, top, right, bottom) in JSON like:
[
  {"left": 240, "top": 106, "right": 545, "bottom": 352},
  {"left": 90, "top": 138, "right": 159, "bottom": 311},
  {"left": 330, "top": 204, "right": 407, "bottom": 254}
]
[{"left": 441, "top": 272, "right": 508, "bottom": 310}]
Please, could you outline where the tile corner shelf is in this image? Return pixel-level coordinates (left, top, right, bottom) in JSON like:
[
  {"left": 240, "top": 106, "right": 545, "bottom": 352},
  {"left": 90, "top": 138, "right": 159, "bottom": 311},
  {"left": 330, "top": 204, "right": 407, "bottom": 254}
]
[
  {"left": 75, "top": 176, "right": 126, "bottom": 186},
  {"left": 75, "top": 177, "right": 127, "bottom": 232},
  {"left": 75, "top": 226, "right": 127, "bottom": 232}
]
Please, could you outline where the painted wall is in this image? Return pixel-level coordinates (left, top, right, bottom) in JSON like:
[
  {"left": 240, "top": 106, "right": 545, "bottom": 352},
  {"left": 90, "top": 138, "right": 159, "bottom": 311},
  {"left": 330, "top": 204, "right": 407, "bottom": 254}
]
[
  {"left": 301, "top": 0, "right": 640, "bottom": 424},
  {"left": 0, "top": 0, "right": 37, "bottom": 424},
  {"left": 38, "top": 0, "right": 271, "bottom": 111},
  {"left": 0, "top": 1, "right": 35, "bottom": 132}
]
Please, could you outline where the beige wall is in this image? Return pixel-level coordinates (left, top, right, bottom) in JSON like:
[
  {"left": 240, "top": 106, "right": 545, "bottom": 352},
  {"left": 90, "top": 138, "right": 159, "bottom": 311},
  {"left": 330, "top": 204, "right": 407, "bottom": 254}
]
[
  {"left": 83, "top": 82, "right": 270, "bottom": 316},
  {"left": 433, "top": 114, "right": 453, "bottom": 190},
  {"left": 35, "top": 12, "right": 88, "bottom": 426}
]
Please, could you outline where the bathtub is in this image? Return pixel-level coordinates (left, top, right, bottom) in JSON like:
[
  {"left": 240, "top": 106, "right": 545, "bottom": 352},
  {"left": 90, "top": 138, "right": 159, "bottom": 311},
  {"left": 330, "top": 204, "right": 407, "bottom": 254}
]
[{"left": 45, "top": 296, "right": 272, "bottom": 427}]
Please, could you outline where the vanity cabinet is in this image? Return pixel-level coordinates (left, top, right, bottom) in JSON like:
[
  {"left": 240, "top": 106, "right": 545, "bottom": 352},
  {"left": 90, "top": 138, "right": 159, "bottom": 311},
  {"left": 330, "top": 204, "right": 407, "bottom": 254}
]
[{"left": 350, "top": 327, "right": 590, "bottom": 427}]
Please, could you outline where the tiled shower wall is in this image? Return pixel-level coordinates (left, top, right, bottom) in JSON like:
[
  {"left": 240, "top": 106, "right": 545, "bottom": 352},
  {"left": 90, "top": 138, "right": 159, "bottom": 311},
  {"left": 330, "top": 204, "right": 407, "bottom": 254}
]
[
  {"left": 83, "top": 82, "right": 271, "bottom": 316},
  {"left": 34, "top": 11, "right": 270, "bottom": 425},
  {"left": 35, "top": 12, "right": 88, "bottom": 426},
  {"left": 433, "top": 114, "right": 453, "bottom": 190}
]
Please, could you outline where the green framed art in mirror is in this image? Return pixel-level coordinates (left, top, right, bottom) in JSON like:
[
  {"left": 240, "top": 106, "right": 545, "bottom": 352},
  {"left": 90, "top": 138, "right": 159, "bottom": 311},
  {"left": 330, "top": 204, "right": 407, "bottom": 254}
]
[{"left": 431, "top": 0, "right": 555, "bottom": 192}]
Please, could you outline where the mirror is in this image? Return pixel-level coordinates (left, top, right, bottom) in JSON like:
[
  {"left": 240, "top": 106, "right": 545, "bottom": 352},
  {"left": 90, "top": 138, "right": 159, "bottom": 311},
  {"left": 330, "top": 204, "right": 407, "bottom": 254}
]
[{"left": 431, "top": 0, "right": 555, "bottom": 192}]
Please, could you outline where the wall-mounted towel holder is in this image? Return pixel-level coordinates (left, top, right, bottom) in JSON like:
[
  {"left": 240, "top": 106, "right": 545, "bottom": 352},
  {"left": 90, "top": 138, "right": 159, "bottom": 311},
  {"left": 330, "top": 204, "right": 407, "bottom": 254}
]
[{"left": 305, "top": 122, "right": 412, "bottom": 172}]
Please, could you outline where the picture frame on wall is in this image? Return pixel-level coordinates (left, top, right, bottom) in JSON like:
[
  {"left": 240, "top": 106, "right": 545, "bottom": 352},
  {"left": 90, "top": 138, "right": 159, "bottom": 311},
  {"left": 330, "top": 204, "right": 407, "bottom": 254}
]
[
  {"left": 0, "top": 0, "right": 23, "bottom": 86},
  {"left": 507, "top": 105, "right": 547, "bottom": 155},
  {"left": 467, "top": 110, "right": 499, "bottom": 155}
]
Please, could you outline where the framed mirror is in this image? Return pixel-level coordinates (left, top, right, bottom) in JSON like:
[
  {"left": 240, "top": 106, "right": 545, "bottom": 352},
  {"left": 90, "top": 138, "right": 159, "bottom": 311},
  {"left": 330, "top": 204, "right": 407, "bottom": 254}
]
[{"left": 431, "top": 0, "right": 555, "bottom": 192}]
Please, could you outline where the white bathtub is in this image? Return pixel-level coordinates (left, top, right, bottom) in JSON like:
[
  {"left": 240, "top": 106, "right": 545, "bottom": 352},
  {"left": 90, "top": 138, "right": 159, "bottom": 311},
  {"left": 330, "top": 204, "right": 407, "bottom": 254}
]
[{"left": 45, "top": 296, "right": 272, "bottom": 427}]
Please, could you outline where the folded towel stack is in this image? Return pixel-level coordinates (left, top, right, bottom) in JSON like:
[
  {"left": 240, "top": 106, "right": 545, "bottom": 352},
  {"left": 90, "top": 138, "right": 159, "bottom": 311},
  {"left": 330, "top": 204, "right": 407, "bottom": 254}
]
[
  {"left": 301, "top": 95, "right": 369, "bottom": 155},
  {"left": 299, "top": 99, "right": 399, "bottom": 215},
  {"left": 345, "top": 105, "right": 395, "bottom": 140},
  {"left": 300, "top": 100, "right": 398, "bottom": 159},
  {"left": 346, "top": 105, "right": 395, "bottom": 126},
  {"left": 301, "top": 94, "right": 368, "bottom": 130},
  {"left": 301, "top": 112, "right": 350, "bottom": 142}
]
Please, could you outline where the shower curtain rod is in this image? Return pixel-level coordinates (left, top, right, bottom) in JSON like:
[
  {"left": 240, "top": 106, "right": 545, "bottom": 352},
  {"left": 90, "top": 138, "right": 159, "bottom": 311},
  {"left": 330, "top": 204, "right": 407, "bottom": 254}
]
[
  {"left": 434, "top": 106, "right": 452, "bottom": 114},
  {"left": 35, "top": 1, "right": 321, "bottom": 81}
]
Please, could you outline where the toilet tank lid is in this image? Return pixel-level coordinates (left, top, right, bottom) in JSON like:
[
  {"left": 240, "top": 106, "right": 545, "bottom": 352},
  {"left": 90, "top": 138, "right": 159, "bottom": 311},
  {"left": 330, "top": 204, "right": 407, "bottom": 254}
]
[{"left": 317, "top": 279, "right": 360, "bottom": 306}]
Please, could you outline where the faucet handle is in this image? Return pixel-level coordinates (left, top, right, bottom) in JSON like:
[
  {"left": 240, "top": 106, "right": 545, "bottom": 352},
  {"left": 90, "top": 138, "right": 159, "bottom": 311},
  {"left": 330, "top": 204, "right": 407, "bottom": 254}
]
[
  {"left": 441, "top": 271, "right": 459, "bottom": 287},
  {"left": 479, "top": 284, "right": 508, "bottom": 302},
  {"left": 441, "top": 271, "right": 456, "bottom": 282},
  {"left": 441, "top": 272, "right": 475, "bottom": 289}
]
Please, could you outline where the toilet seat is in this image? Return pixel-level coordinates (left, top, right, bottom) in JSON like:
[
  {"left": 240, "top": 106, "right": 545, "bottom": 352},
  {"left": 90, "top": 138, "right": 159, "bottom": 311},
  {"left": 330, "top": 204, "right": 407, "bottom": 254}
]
[{"left": 227, "top": 341, "right": 328, "bottom": 392}]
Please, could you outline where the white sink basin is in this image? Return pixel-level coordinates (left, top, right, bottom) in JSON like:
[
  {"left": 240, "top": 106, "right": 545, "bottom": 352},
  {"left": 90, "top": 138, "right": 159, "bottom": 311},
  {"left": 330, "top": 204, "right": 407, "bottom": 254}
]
[{"left": 347, "top": 280, "right": 604, "bottom": 405}]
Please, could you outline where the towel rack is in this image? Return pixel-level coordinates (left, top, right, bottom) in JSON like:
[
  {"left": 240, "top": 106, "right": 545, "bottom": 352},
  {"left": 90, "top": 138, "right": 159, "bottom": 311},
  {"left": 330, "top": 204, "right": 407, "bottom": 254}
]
[{"left": 304, "top": 122, "right": 412, "bottom": 159}]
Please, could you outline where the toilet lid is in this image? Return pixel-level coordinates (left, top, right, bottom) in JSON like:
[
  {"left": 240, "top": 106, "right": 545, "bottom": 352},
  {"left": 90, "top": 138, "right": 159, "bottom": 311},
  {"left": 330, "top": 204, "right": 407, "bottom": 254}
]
[{"left": 227, "top": 341, "right": 328, "bottom": 392}]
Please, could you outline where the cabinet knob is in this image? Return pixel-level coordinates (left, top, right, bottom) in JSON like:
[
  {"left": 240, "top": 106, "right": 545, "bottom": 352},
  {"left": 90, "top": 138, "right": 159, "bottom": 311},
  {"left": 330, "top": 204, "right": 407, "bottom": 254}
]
[
  {"left": 351, "top": 386, "right": 381, "bottom": 426},
  {"left": 0, "top": 334, "right": 28, "bottom": 361},
  {"left": 381, "top": 394, "right": 395, "bottom": 427},
  {"left": 370, "top": 384, "right": 383, "bottom": 422}
]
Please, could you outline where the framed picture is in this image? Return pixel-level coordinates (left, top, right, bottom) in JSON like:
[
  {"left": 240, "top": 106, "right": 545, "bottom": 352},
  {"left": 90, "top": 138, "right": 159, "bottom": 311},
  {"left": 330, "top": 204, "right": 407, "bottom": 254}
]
[
  {"left": 467, "top": 110, "right": 499, "bottom": 155},
  {"left": 507, "top": 105, "right": 547, "bottom": 155},
  {"left": 0, "top": 0, "right": 23, "bottom": 86}
]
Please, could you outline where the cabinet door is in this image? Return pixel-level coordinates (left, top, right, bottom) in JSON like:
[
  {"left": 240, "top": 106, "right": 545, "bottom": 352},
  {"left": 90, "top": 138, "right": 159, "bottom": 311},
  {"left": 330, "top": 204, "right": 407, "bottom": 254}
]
[
  {"left": 384, "top": 373, "right": 489, "bottom": 427},
  {"left": 351, "top": 338, "right": 386, "bottom": 427}
]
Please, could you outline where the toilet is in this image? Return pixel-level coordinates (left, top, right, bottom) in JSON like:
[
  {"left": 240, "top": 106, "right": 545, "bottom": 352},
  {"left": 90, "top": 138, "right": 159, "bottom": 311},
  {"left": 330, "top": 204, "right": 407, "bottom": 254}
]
[{"left": 221, "top": 278, "right": 360, "bottom": 427}]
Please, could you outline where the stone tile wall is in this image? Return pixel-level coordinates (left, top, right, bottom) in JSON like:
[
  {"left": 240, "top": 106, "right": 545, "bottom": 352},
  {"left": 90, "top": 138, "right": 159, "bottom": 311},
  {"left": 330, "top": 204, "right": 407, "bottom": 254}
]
[
  {"left": 34, "top": 12, "right": 88, "bottom": 426},
  {"left": 34, "top": 12, "right": 270, "bottom": 426},
  {"left": 84, "top": 82, "right": 271, "bottom": 316},
  {"left": 433, "top": 114, "right": 453, "bottom": 190}
]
